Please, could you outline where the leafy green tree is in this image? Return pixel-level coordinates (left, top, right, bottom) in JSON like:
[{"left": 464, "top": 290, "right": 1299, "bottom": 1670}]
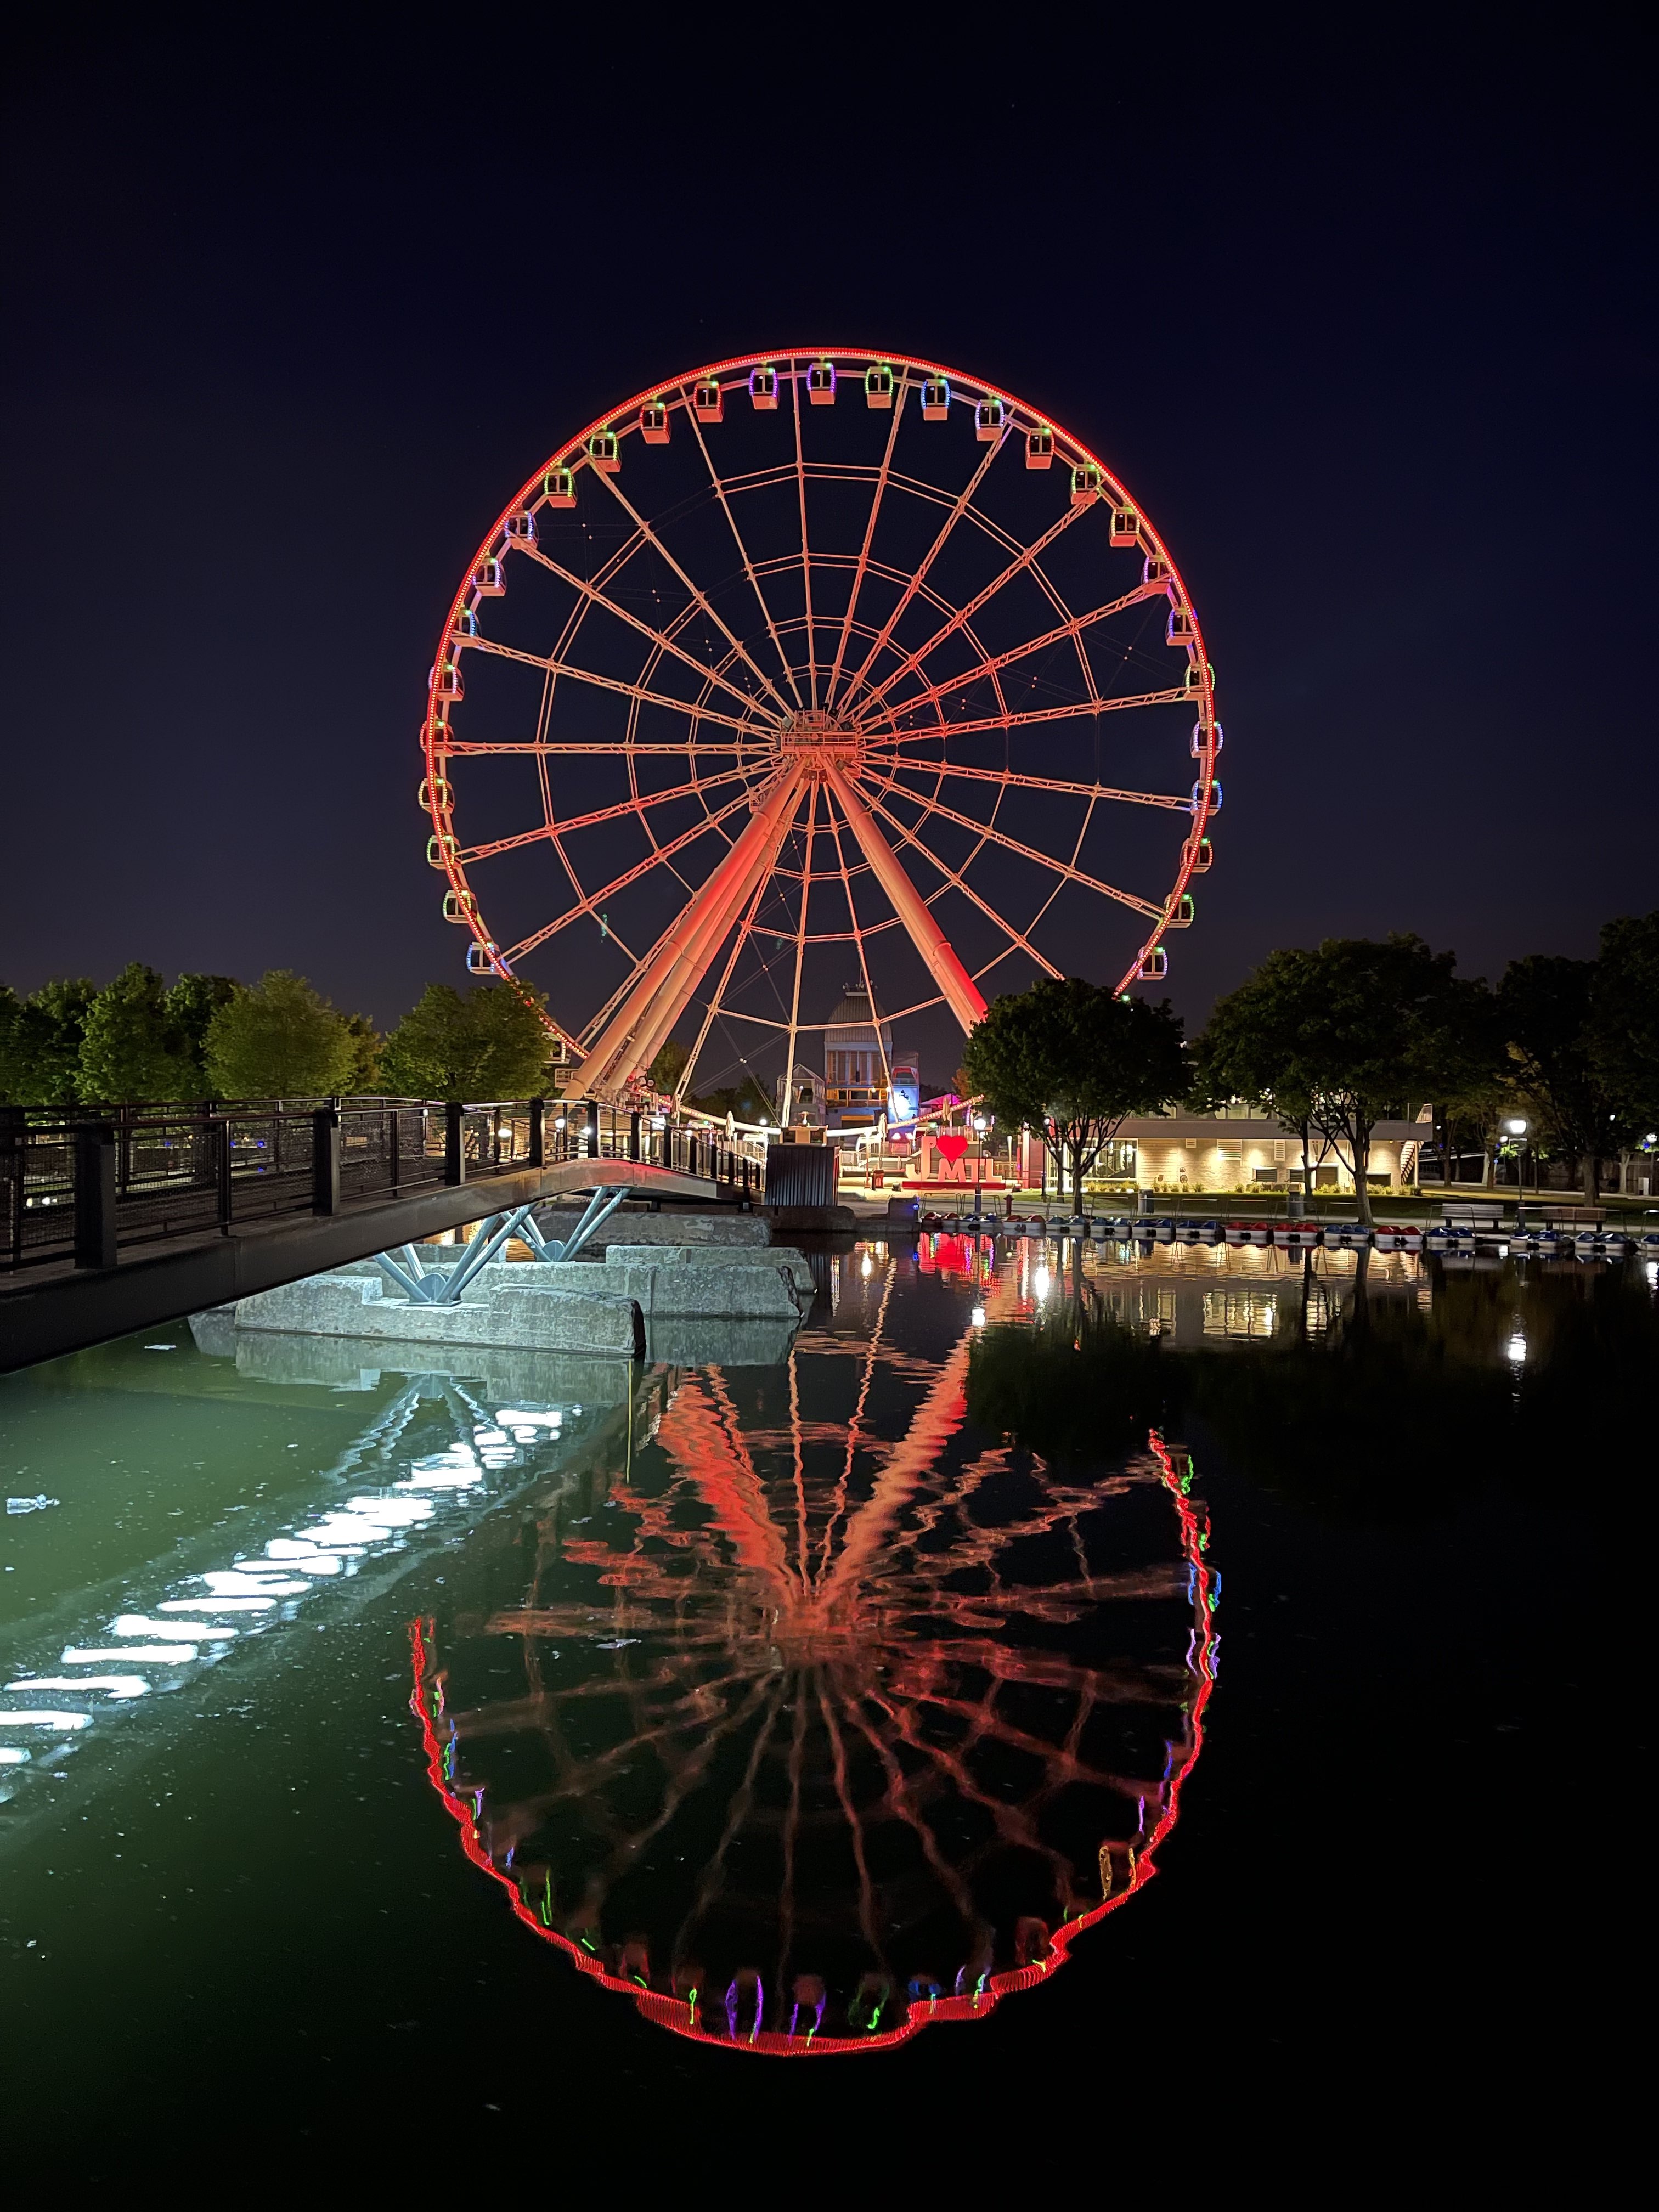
[
  {"left": 1590, "top": 909, "right": 1659, "bottom": 1140},
  {"left": 648, "top": 1039, "right": 690, "bottom": 1094},
  {"left": 1195, "top": 935, "right": 1496, "bottom": 1223},
  {"left": 0, "top": 978, "right": 98, "bottom": 1105},
  {"left": 1190, "top": 955, "right": 1323, "bottom": 1199},
  {"left": 961, "top": 977, "right": 1187, "bottom": 1215},
  {"left": 690, "top": 1076, "right": 772, "bottom": 1125},
  {"left": 0, "top": 986, "right": 19, "bottom": 1101},
  {"left": 1498, "top": 954, "right": 1631, "bottom": 1200},
  {"left": 204, "top": 971, "right": 357, "bottom": 1099},
  {"left": 340, "top": 1012, "right": 385, "bottom": 1096},
  {"left": 380, "top": 981, "right": 552, "bottom": 1101},
  {"left": 166, "top": 974, "right": 239, "bottom": 1091},
  {"left": 78, "top": 963, "right": 200, "bottom": 1101}
]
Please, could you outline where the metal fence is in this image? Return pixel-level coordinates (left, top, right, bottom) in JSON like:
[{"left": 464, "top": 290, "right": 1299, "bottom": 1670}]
[{"left": 0, "top": 1098, "right": 767, "bottom": 1274}]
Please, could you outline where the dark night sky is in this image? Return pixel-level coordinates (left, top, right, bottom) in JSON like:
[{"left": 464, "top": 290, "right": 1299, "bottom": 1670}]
[{"left": 4, "top": 11, "right": 1655, "bottom": 1041}]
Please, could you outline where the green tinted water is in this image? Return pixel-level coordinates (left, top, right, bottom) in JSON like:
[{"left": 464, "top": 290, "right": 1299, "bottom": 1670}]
[{"left": 0, "top": 1235, "right": 1647, "bottom": 2168}]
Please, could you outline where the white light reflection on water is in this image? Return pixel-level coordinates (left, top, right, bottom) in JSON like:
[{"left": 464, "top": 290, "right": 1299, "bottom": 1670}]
[
  {"left": 0, "top": 1350, "right": 598, "bottom": 1809},
  {"left": 9, "top": 1675, "right": 151, "bottom": 1699}
]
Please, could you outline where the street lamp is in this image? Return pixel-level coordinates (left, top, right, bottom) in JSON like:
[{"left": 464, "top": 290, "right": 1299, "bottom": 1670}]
[{"left": 1503, "top": 1115, "right": 1528, "bottom": 1196}]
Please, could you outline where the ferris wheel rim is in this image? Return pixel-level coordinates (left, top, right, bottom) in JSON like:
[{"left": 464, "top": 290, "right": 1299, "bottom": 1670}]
[{"left": 420, "top": 347, "right": 1221, "bottom": 1081}]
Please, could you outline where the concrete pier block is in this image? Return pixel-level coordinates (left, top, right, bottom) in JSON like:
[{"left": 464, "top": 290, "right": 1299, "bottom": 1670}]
[
  {"left": 644, "top": 1314, "right": 804, "bottom": 1368},
  {"left": 232, "top": 1268, "right": 642, "bottom": 1358},
  {"left": 233, "top": 1275, "right": 386, "bottom": 1332},
  {"left": 530, "top": 1209, "right": 771, "bottom": 1250}
]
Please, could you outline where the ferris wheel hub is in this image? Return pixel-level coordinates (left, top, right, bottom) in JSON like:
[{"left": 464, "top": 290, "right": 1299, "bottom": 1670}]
[{"left": 772, "top": 708, "right": 864, "bottom": 775}]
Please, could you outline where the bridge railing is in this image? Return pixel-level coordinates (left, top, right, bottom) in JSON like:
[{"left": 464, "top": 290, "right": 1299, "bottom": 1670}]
[{"left": 0, "top": 1098, "right": 765, "bottom": 1274}]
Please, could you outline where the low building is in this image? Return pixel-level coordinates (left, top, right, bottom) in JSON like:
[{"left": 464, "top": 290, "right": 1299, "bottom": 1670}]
[
  {"left": 775, "top": 1060, "right": 827, "bottom": 1128},
  {"left": 1114, "top": 1110, "right": 1434, "bottom": 1195}
]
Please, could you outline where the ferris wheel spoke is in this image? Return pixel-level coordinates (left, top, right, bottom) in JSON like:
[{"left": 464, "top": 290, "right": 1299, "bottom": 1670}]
[
  {"left": 860, "top": 582, "right": 1166, "bottom": 730},
  {"left": 569, "top": 770, "right": 806, "bottom": 1097},
  {"left": 682, "top": 398, "right": 807, "bottom": 712},
  {"left": 588, "top": 468, "right": 800, "bottom": 719},
  {"left": 842, "top": 501, "right": 1095, "bottom": 721},
  {"left": 501, "top": 780, "right": 771, "bottom": 964},
  {"left": 865, "top": 782, "right": 1164, "bottom": 920},
  {"left": 823, "top": 377, "right": 909, "bottom": 710},
  {"left": 820, "top": 788, "right": 898, "bottom": 1094},
  {"left": 520, "top": 541, "right": 781, "bottom": 724},
  {"left": 824, "top": 770, "right": 987, "bottom": 1036},
  {"left": 672, "top": 870, "right": 773, "bottom": 1101},
  {"left": 847, "top": 783, "right": 1064, "bottom": 980},
  {"left": 453, "top": 768, "right": 759, "bottom": 866},
  {"left": 437, "top": 739, "right": 766, "bottom": 757},
  {"left": 873, "top": 758, "right": 1192, "bottom": 811},
  {"left": 465, "top": 636, "right": 767, "bottom": 740},
  {"left": 790, "top": 367, "right": 820, "bottom": 712},
  {"left": 836, "top": 428, "right": 1008, "bottom": 710},
  {"left": 865, "top": 686, "right": 1193, "bottom": 745}
]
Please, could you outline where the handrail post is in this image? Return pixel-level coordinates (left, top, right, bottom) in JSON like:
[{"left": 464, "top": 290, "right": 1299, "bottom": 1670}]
[
  {"left": 312, "top": 1107, "right": 341, "bottom": 1215},
  {"left": 585, "top": 1101, "right": 600, "bottom": 1159},
  {"left": 529, "top": 1097, "right": 545, "bottom": 1169},
  {"left": 628, "top": 1111, "right": 640, "bottom": 1164},
  {"left": 388, "top": 1105, "right": 401, "bottom": 1191},
  {"left": 217, "top": 1115, "right": 234, "bottom": 1233},
  {"left": 74, "top": 1124, "right": 117, "bottom": 1269},
  {"left": 2, "top": 1115, "right": 22, "bottom": 1268},
  {"left": 445, "top": 1101, "right": 465, "bottom": 1187}
]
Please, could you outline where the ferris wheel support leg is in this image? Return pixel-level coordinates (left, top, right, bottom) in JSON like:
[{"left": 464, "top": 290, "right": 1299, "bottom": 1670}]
[
  {"left": 569, "top": 770, "right": 806, "bottom": 1099},
  {"left": 824, "top": 769, "right": 989, "bottom": 1034},
  {"left": 623, "top": 787, "right": 806, "bottom": 1087}
]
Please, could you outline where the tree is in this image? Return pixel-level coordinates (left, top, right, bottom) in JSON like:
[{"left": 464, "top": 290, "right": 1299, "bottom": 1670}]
[
  {"left": 78, "top": 963, "right": 200, "bottom": 1101},
  {"left": 204, "top": 971, "right": 357, "bottom": 1099},
  {"left": 380, "top": 981, "right": 552, "bottom": 1101},
  {"left": 690, "top": 1076, "right": 772, "bottom": 1125},
  {"left": 166, "top": 974, "right": 239, "bottom": 1091},
  {"left": 1190, "top": 952, "right": 1323, "bottom": 1200},
  {"left": 648, "top": 1039, "right": 690, "bottom": 1095},
  {"left": 0, "top": 978, "right": 98, "bottom": 1105},
  {"left": 1195, "top": 935, "right": 1496, "bottom": 1224},
  {"left": 0, "top": 986, "right": 20, "bottom": 1102},
  {"left": 1498, "top": 954, "right": 1631, "bottom": 1200},
  {"left": 1590, "top": 909, "right": 1659, "bottom": 1141},
  {"left": 960, "top": 977, "right": 1187, "bottom": 1215},
  {"left": 340, "top": 1012, "right": 385, "bottom": 1096}
]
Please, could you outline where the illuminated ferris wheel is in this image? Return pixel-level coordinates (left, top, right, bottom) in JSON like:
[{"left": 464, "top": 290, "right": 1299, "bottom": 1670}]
[{"left": 419, "top": 349, "right": 1222, "bottom": 1103}]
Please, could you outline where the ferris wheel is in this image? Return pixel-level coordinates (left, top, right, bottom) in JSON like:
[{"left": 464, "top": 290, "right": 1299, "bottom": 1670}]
[{"left": 419, "top": 349, "right": 1221, "bottom": 1104}]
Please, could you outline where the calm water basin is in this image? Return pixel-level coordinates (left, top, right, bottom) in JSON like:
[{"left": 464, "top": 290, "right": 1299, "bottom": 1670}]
[{"left": 0, "top": 1234, "right": 1646, "bottom": 2160}]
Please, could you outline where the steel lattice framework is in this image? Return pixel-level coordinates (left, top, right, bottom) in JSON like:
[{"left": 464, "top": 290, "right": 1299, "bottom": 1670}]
[{"left": 420, "top": 350, "right": 1222, "bottom": 1102}]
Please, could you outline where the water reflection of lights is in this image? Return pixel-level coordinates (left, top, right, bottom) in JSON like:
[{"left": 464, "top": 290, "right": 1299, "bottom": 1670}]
[
  {"left": 0, "top": 1368, "right": 591, "bottom": 1795},
  {"left": 970, "top": 1305, "right": 986, "bottom": 1327},
  {"left": 414, "top": 1304, "right": 1218, "bottom": 2058},
  {"left": 1034, "top": 1262, "right": 1051, "bottom": 1301}
]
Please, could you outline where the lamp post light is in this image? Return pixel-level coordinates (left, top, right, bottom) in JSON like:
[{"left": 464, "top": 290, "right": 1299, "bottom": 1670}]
[{"left": 1503, "top": 1115, "right": 1528, "bottom": 1201}]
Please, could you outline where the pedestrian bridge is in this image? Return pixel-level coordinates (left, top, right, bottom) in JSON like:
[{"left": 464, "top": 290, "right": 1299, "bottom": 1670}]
[{"left": 0, "top": 1098, "right": 763, "bottom": 1373}]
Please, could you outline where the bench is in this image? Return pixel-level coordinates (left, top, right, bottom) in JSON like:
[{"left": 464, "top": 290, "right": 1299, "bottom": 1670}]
[{"left": 1436, "top": 1201, "right": 1504, "bottom": 1229}]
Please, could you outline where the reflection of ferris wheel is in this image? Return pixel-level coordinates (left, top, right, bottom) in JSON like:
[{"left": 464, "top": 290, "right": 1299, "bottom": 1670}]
[
  {"left": 419, "top": 349, "right": 1222, "bottom": 1102},
  {"left": 411, "top": 1291, "right": 1217, "bottom": 2056}
]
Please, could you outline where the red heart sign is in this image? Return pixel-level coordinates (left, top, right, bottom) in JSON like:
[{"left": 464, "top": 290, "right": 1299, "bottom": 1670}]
[{"left": 936, "top": 1133, "right": 970, "bottom": 1164}]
